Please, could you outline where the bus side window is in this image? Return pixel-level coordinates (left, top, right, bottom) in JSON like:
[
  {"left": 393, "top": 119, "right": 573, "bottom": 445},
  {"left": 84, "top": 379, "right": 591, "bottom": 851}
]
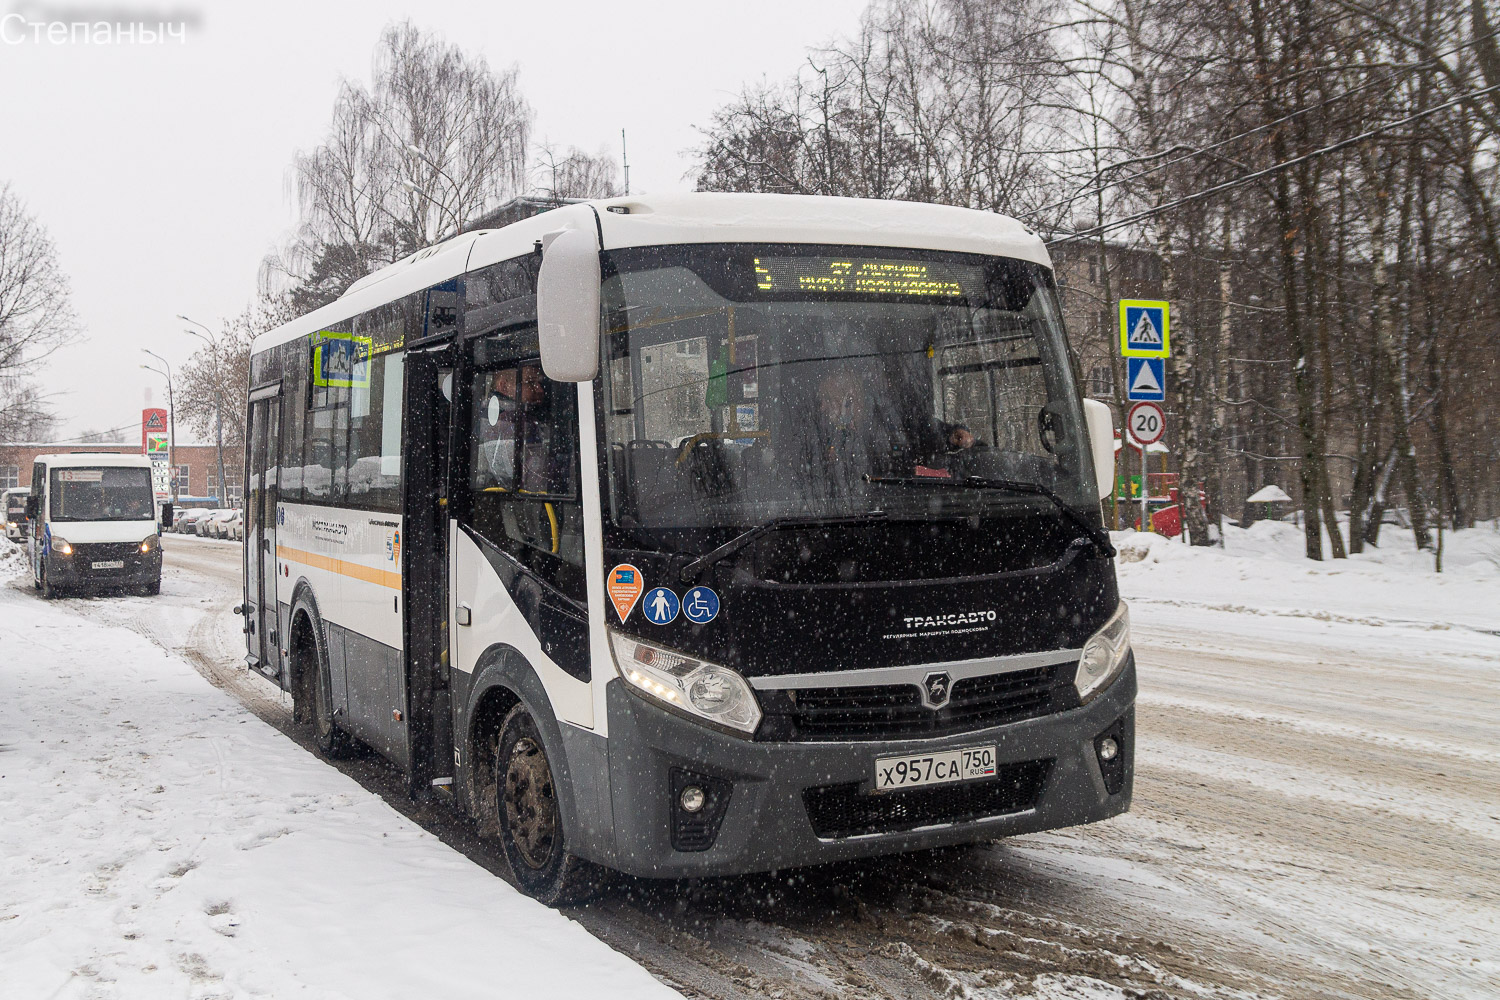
[{"left": 467, "top": 362, "right": 584, "bottom": 600}]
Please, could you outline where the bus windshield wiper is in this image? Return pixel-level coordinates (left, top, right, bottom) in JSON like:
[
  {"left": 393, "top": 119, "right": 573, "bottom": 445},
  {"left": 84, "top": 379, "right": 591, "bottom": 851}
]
[
  {"left": 677, "top": 510, "right": 891, "bottom": 582},
  {"left": 864, "top": 474, "right": 1116, "bottom": 558}
]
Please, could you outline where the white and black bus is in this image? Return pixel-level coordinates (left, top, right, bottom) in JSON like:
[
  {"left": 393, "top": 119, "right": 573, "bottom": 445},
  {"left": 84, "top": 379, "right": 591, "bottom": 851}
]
[{"left": 242, "top": 193, "right": 1134, "bottom": 903}]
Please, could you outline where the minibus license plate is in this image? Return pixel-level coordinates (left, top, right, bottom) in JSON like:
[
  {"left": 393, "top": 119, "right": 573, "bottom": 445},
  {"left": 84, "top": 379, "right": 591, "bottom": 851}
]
[
  {"left": 874, "top": 745, "right": 997, "bottom": 791},
  {"left": 92, "top": 560, "right": 124, "bottom": 570}
]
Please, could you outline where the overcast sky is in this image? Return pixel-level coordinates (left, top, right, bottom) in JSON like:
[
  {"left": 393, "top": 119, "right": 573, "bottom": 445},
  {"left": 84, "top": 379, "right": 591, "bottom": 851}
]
[{"left": 0, "top": 0, "right": 866, "bottom": 441}]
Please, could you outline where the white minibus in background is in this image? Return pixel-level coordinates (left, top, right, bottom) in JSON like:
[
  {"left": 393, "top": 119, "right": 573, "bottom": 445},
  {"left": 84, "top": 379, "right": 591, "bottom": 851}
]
[
  {"left": 242, "top": 193, "right": 1133, "bottom": 904},
  {"left": 4, "top": 487, "right": 28, "bottom": 542},
  {"left": 26, "top": 452, "right": 169, "bottom": 597}
]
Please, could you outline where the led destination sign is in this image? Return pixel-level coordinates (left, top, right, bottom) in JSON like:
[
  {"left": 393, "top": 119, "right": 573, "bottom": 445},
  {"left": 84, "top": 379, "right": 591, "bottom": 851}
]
[{"left": 753, "top": 256, "right": 973, "bottom": 298}]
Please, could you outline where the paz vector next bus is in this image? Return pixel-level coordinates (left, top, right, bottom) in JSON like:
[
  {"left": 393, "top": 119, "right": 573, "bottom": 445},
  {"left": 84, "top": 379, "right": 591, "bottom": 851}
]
[{"left": 241, "top": 193, "right": 1135, "bottom": 903}]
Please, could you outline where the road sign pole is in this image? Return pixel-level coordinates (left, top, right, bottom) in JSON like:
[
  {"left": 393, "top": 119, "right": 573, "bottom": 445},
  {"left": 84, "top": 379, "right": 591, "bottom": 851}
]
[{"left": 1141, "top": 440, "right": 1150, "bottom": 533}]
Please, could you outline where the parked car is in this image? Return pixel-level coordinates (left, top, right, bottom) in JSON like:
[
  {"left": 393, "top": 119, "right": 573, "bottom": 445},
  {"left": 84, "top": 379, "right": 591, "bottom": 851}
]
[
  {"left": 198, "top": 509, "right": 237, "bottom": 537},
  {"left": 229, "top": 512, "right": 244, "bottom": 541},
  {"left": 207, "top": 509, "right": 241, "bottom": 539},
  {"left": 173, "top": 507, "right": 212, "bottom": 533}
]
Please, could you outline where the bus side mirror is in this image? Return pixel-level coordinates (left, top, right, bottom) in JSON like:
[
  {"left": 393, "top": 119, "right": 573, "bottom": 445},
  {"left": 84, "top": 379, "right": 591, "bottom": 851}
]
[
  {"left": 24, "top": 496, "right": 38, "bottom": 520},
  {"left": 160, "top": 502, "right": 175, "bottom": 528},
  {"left": 536, "top": 227, "right": 601, "bottom": 382},
  {"left": 1082, "top": 399, "right": 1114, "bottom": 500}
]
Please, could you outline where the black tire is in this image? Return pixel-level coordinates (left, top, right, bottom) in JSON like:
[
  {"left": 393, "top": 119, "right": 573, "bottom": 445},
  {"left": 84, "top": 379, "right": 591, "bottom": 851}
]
[
  {"left": 494, "top": 705, "right": 603, "bottom": 906},
  {"left": 40, "top": 561, "right": 56, "bottom": 599},
  {"left": 311, "top": 656, "right": 357, "bottom": 759},
  {"left": 144, "top": 578, "right": 161, "bottom": 596}
]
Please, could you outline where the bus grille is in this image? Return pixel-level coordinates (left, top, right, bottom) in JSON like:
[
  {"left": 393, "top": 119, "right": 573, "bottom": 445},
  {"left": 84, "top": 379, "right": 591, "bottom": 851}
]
[
  {"left": 758, "top": 664, "right": 1063, "bottom": 741},
  {"left": 803, "top": 759, "right": 1050, "bottom": 839},
  {"left": 74, "top": 542, "right": 142, "bottom": 561}
]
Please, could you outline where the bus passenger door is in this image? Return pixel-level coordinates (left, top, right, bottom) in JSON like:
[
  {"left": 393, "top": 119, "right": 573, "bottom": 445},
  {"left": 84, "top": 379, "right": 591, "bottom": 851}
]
[
  {"left": 401, "top": 350, "right": 453, "bottom": 797},
  {"left": 245, "top": 388, "right": 282, "bottom": 680}
]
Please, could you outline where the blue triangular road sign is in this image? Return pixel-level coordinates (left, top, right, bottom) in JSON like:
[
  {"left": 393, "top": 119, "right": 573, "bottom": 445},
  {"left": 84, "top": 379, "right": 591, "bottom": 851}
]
[{"left": 1127, "top": 357, "right": 1166, "bottom": 400}]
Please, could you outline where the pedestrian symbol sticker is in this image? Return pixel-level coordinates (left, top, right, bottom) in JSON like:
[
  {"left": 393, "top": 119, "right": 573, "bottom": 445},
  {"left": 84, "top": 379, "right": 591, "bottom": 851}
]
[
  {"left": 643, "top": 587, "right": 680, "bottom": 625},
  {"left": 1126, "top": 357, "right": 1165, "bottom": 401},
  {"left": 608, "top": 564, "right": 644, "bottom": 623},
  {"left": 682, "top": 586, "right": 720, "bottom": 625},
  {"left": 1119, "top": 299, "right": 1170, "bottom": 358}
]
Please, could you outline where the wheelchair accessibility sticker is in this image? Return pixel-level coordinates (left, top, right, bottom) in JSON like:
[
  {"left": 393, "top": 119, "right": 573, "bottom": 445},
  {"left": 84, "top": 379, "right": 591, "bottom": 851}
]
[
  {"left": 643, "top": 587, "right": 680, "bottom": 625},
  {"left": 682, "top": 586, "right": 720, "bottom": 625}
]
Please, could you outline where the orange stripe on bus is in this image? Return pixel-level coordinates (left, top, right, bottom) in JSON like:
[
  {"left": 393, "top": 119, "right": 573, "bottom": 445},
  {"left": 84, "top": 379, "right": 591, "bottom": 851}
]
[{"left": 276, "top": 544, "right": 401, "bottom": 590}]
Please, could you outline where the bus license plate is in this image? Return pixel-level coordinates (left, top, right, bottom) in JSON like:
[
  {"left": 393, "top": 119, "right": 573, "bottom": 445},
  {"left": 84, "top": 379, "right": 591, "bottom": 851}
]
[
  {"left": 874, "top": 745, "right": 997, "bottom": 791},
  {"left": 92, "top": 560, "right": 124, "bottom": 570}
]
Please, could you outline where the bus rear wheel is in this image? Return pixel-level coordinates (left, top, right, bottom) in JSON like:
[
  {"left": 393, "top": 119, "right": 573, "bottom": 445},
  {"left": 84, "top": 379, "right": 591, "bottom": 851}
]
[
  {"left": 292, "top": 610, "right": 356, "bottom": 759},
  {"left": 495, "top": 705, "right": 602, "bottom": 906}
]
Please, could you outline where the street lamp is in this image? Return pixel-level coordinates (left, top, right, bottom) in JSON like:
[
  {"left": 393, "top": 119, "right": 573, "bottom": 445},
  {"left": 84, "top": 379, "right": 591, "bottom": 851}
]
[
  {"left": 178, "top": 314, "right": 228, "bottom": 508},
  {"left": 140, "top": 350, "right": 178, "bottom": 501}
]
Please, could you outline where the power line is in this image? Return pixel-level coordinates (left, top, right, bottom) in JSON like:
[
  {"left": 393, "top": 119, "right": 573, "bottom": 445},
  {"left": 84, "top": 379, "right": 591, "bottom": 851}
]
[
  {"left": 1033, "top": 29, "right": 1500, "bottom": 223},
  {"left": 1046, "top": 82, "right": 1500, "bottom": 246}
]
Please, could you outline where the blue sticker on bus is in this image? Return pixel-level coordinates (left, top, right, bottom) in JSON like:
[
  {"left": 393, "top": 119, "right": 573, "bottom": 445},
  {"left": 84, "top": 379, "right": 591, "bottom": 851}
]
[
  {"left": 642, "top": 587, "right": 680, "bottom": 625},
  {"left": 682, "top": 586, "right": 720, "bottom": 625}
]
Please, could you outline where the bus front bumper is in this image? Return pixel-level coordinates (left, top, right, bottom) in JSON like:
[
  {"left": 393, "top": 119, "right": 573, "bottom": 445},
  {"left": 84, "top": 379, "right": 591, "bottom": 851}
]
[
  {"left": 599, "top": 657, "right": 1135, "bottom": 879},
  {"left": 46, "top": 545, "right": 162, "bottom": 588}
]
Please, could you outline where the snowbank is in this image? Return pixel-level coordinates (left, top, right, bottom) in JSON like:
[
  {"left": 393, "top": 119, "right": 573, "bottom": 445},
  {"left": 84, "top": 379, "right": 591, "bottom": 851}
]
[
  {"left": 1114, "top": 519, "right": 1500, "bottom": 633},
  {"left": 0, "top": 584, "right": 675, "bottom": 1000},
  {"left": 0, "top": 539, "right": 27, "bottom": 579}
]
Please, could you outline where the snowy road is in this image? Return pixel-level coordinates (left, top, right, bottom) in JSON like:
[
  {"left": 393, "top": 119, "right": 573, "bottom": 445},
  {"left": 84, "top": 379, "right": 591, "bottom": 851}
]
[{"left": 5, "top": 530, "right": 1497, "bottom": 999}]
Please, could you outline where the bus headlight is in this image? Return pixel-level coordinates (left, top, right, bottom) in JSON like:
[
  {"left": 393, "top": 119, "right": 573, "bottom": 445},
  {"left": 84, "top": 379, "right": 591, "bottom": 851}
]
[
  {"left": 140, "top": 535, "right": 157, "bottom": 554},
  {"left": 609, "top": 630, "right": 762, "bottom": 734},
  {"left": 51, "top": 537, "right": 73, "bottom": 556},
  {"left": 1074, "top": 601, "right": 1130, "bottom": 704}
]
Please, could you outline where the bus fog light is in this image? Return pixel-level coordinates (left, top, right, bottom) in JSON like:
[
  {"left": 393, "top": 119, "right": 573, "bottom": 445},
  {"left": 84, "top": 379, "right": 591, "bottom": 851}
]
[
  {"left": 1098, "top": 737, "right": 1119, "bottom": 761},
  {"left": 679, "top": 786, "right": 706, "bottom": 813},
  {"left": 1075, "top": 602, "right": 1130, "bottom": 704}
]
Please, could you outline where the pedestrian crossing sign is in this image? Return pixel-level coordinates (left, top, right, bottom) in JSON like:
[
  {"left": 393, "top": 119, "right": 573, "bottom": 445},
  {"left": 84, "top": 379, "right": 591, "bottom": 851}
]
[{"left": 1119, "top": 299, "right": 1170, "bottom": 357}]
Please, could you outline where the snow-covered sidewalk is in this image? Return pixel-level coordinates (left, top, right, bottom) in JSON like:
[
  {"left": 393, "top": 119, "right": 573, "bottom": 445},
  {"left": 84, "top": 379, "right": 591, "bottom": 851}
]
[
  {"left": 1114, "top": 519, "right": 1500, "bottom": 632},
  {"left": 0, "top": 577, "right": 675, "bottom": 1000}
]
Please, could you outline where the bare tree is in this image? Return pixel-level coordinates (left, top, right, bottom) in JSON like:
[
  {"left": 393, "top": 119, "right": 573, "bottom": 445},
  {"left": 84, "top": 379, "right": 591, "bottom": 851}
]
[
  {"left": 0, "top": 183, "right": 79, "bottom": 435},
  {"left": 280, "top": 22, "right": 534, "bottom": 309},
  {"left": 176, "top": 295, "right": 294, "bottom": 447},
  {"left": 535, "top": 144, "right": 620, "bottom": 200},
  {"left": 0, "top": 380, "right": 56, "bottom": 440}
]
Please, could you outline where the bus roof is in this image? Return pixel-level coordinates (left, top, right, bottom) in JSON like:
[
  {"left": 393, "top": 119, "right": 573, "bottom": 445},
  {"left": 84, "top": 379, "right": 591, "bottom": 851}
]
[
  {"left": 35, "top": 452, "right": 153, "bottom": 469},
  {"left": 251, "top": 193, "right": 1048, "bottom": 357}
]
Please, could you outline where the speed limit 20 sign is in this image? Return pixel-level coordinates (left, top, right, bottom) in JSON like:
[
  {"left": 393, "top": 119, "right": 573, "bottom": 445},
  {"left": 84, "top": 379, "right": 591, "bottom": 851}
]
[{"left": 1127, "top": 401, "right": 1165, "bottom": 446}]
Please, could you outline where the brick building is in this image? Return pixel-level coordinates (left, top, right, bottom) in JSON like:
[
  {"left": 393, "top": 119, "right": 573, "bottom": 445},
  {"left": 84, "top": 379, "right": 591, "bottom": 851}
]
[{"left": 0, "top": 442, "right": 245, "bottom": 503}]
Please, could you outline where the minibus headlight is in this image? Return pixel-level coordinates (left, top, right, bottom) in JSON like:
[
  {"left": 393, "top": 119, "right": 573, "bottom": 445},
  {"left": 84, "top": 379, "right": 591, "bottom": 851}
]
[
  {"left": 51, "top": 537, "right": 73, "bottom": 556},
  {"left": 1074, "top": 601, "right": 1130, "bottom": 704},
  {"left": 139, "top": 535, "right": 156, "bottom": 554},
  {"left": 608, "top": 630, "right": 762, "bottom": 734}
]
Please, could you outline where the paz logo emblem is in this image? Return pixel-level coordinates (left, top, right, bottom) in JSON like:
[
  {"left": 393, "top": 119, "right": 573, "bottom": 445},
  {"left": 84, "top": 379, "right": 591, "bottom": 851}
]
[
  {"left": 922, "top": 672, "right": 952, "bottom": 709},
  {"left": 607, "top": 564, "right": 644, "bottom": 623}
]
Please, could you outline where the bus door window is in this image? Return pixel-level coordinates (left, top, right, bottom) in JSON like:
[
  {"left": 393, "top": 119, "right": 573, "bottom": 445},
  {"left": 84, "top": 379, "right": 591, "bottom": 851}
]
[{"left": 467, "top": 360, "right": 584, "bottom": 600}]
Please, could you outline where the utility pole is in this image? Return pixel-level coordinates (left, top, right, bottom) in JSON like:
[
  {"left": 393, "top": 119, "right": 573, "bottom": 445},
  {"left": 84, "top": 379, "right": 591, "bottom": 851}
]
[
  {"left": 140, "top": 351, "right": 177, "bottom": 502},
  {"left": 179, "top": 315, "right": 229, "bottom": 508},
  {"left": 621, "top": 129, "right": 630, "bottom": 196}
]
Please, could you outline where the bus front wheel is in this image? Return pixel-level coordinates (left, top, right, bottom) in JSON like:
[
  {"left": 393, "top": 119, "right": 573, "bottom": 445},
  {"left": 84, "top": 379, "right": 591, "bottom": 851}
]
[{"left": 494, "top": 705, "right": 602, "bottom": 906}]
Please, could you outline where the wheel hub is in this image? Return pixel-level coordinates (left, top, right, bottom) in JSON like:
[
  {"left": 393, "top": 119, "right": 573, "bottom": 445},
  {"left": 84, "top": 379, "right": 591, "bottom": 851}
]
[{"left": 503, "top": 736, "right": 558, "bottom": 870}]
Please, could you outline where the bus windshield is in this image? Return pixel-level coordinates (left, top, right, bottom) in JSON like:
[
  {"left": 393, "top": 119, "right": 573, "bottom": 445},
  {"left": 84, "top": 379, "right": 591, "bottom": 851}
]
[
  {"left": 49, "top": 467, "right": 155, "bottom": 521},
  {"left": 601, "top": 244, "right": 1094, "bottom": 544}
]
